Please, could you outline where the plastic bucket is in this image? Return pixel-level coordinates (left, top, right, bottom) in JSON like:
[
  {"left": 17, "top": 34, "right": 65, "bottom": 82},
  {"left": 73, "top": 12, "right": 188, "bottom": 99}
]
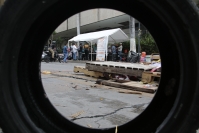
[
  {"left": 141, "top": 52, "right": 146, "bottom": 57},
  {"left": 145, "top": 55, "right": 151, "bottom": 62}
]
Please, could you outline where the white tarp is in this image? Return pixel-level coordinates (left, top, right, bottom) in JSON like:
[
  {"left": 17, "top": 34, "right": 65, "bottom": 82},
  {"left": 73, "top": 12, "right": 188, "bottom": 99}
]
[
  {"left": 68, "top": 28, "right": 129, "bottom": 43},
  {"left": 96, "top": 37, "right": 107, "bottom": 61},
  {"left": 68, "top": 28, "right": 129, "bottom": 61}
]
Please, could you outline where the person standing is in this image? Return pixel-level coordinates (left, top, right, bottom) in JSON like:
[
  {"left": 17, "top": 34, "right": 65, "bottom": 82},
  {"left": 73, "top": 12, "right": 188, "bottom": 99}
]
[
  {"left": 72, "top": 43, "right": 78, "bottom": 60},
  {"left": 111, "top": 44, "right": 116, "bottom": 61},
  {"left": 48, "top": 40, "right": 55, "bottom": 59},
  {"left": 70, "top": 44, "right": 73, "bottom": 59},
  {"left": 62, "top": 43, "right": 68, "bottom": 63},
  {"left": 93, "top": 43, "right": 97, "bottom": 61},
  {"left": 118, "top": 43, "right": 123, "bottom": 61},
  {"left": 84, "top": 43, "right": 89, "bottom": 60},
  {"left": 78, "top": 43, "right": 83, "bottom": 60}
]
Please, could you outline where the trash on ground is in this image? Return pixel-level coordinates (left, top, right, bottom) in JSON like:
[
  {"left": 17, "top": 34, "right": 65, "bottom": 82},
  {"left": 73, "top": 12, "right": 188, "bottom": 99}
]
[
  {"left": 70, "top": 111, "right": 84, "bottom": 119},
  {"left": 87, "top": 125, "right": 92, "bottom": 128},
  {"left": 41, "top": 71, "right": 51, "bottom": 74},
  {"left": 72, "top": 85, "right": 78, "bottom": 89}
]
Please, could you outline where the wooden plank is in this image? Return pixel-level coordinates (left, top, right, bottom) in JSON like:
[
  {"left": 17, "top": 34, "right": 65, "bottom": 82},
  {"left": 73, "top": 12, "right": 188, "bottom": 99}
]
[
  {"left": 142, "top": 71, "right": 161, "bottom": 83},
  {"left": 151, "top": 53, "right": 160, "bottom": 61},
  {"left": 100, "top": 80, "right": 157, "bottom": 93},
  {"left": 84, "top": 69, "right": 104, "bottom": 78},
  {"left": 112, "top": 78, "right": 131, "bottom": 83},
  {"left": 74, "top": 66, "right": 104, "bottom": 78},
  {"left": 73, "top": 66, "right": 87, "bottom": 73},
  {"left": 118, "top": 90, "right": 142, "bottom": 95},
  {"left": 85, "top": 61, "right": 156, "bottom": 77}
]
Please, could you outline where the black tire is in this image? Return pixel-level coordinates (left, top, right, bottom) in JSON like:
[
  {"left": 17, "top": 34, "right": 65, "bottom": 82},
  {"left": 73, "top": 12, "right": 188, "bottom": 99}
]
[
  {"left": 0, "top": 0, "right": 199, "bottom": 133},
  {"left": 58, "top": 56, "right": 61, "bottom": 63},
  {"left": 44, "top": 55, "right": 50, "bottom": 63}
]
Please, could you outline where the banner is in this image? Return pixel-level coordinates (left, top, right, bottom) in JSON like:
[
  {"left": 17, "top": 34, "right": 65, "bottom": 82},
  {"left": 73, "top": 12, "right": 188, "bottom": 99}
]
[{"left": 96, "top": 37, "right": 106, "bottom": 61}]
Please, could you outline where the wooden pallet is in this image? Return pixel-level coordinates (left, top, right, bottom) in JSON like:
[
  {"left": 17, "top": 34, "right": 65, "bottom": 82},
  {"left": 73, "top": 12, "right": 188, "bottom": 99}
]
[
  {"left": 84, "top": 70, "right": 104, "bottom": 78},
  {"left": 74, "top": 66, "right": 104, "bottom": 78},
  {"left": 142, "top": 71, "right": 161, "bottom": 83},
  {"left": 74, "top": 66, "right": 87, "bottom": 73},
  {"left": 97, "top": 79, "right": 157, "bottom": 93},
  {"left": 85, "top": 61, "right": 157, "bottom": 77}
]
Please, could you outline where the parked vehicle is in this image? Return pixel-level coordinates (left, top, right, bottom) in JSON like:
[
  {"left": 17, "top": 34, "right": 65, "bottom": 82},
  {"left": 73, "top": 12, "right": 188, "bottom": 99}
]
[
  {"left": 59, "top": 53, "right": 64, "bottom": 61},
  {"left": 41, "top": 51, "right": 47, "bottom": 61},
  {"left": 43, "top": 50, "right": 61, "bottom": 63}
]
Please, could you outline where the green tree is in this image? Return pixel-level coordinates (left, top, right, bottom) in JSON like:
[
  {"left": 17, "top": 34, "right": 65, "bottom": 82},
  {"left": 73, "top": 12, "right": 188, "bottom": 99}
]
[
  {"left": 122, "top": 41, "right": 130, "bottom": 52},
  {"left": 51, "top": 31, "right": 66, "bottom": 53},
  {"left": 138, "top": 32, "right": 159, "bottom": 55},
  {"left": 54, "top": 37, "right": 65, "bottom": 53}
]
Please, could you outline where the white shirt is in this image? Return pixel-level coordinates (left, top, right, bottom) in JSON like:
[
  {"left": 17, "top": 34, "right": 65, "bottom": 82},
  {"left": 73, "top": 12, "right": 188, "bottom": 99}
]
[
  {"left": 72, "top": 45, "right": 78, "bottom": 53},
  {"left": 118, "top": 45, "right": 123, "bottom": 52}
]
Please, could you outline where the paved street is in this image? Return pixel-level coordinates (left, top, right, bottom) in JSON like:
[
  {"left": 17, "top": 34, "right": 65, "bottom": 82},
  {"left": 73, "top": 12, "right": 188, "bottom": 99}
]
[
  {"left": 0, "top": 61, "right": 198, "bottom": 131},
  {"left": 40, "top": 61, "right": 153, "bottom": 129}
]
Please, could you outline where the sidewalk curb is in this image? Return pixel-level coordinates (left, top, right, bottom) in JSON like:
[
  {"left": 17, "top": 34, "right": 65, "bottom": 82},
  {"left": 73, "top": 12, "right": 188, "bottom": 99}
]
[{"left": 65, "top": 60, "right": 88, "bottom": 63}]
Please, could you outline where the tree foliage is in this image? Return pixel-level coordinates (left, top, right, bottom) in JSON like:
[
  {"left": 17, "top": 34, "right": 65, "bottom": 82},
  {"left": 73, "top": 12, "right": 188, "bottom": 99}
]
[
  {"left": 54, "top": 37, "right": 65, "bottom": 53},
  {"left": 138, "top": 32, "right": 159, "bottom": 55},
  {"left": 122, "top": 32, "right": 159, "bottom": 55}
]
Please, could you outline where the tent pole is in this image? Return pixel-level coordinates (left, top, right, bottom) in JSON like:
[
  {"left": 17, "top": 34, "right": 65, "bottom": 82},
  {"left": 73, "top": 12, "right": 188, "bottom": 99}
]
[
  {"left": 91, "top": 41, "right": 92, "bottom": 61},
  {"left": 106, "top": 36, "right": 108, "bottom": 61}
]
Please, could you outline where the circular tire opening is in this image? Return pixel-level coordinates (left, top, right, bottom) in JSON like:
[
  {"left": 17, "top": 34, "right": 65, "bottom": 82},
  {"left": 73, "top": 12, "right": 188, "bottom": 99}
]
[{"left": 40, "top": 8, "right": 161, "bottom": 129}]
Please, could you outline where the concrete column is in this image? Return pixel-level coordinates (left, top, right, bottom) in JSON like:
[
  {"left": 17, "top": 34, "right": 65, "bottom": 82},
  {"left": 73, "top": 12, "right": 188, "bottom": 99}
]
[
  {"left": 76, "top": 13, "right": 80, "bottom": 47},
  {"left": 66, "top": 19, "right": 68, "bottom": 30},
  {"left": 129, "top": 16, "right": 136, "bottom": 53},
  {"left": 98, "top": 8, "right": 100, "bottom": 21},
  {"left": 77, "top": 13, "right": 80, "bottom": 35}
]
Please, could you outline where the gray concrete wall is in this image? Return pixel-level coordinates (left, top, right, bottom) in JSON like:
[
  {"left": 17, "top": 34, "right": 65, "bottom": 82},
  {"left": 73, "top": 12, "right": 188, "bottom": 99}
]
[
  {"left": 99, "top": 9, "right": 125, "bottom": 21},
  {"left": 68, "top": 15, "right": 77, "bottom": 30},
  {"left": 55, "top": 9, "right": 125, "bottom": 33},
  {"left": 56, "top": 21, "right": 67, "bottom": 32},
  {"left": 80, "top": 9, "right": 98, "bottom": 26}
]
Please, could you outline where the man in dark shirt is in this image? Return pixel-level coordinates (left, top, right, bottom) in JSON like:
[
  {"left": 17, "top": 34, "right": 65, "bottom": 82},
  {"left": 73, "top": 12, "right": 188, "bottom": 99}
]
[
  {"left": 78, "top": 43, "right": 83, "bottom": 60},
  {"left": 84, "top": 43, "right": 89, "bottom": 60},
  {"left": 111, "top": 44, "right": 116, "bottom": 61}
]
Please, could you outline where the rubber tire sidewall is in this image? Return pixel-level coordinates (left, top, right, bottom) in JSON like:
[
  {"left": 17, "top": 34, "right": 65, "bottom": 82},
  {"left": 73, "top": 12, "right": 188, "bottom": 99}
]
[{"left": 0, "top": 0, "right": 199, "bottom": 133}]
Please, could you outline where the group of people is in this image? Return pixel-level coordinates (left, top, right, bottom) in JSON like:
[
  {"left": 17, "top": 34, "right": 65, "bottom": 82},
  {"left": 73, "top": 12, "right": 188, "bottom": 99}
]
[
  {"left": 62, "top": 42, "right": 94, "bottom": 63},
  {"left": 109, "top": 43, "right": 123, "bottom": 61},
  {"left": 63, "top": 42, "right": 123, "bottom": 63},
  {"left": 47, "top": 40, "right": 123, "bottom": 63}
]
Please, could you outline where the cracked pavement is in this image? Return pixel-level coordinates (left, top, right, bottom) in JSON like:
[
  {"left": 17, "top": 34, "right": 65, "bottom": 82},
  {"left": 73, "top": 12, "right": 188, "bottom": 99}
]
[
  {"left": 40, "top": 62, "right": 154, "bottom": 129},
  {"left": 0, "top": 62, "right": 198, "bottom": 132},
  {"left": 71, "top": 103, "right": 148, "bottom": 121}
]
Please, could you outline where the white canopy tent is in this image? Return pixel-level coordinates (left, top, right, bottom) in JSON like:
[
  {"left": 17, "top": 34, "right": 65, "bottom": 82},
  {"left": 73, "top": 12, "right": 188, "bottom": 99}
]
[{"left": 68, "top": 28, "right": 129, "bottom": 61}]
